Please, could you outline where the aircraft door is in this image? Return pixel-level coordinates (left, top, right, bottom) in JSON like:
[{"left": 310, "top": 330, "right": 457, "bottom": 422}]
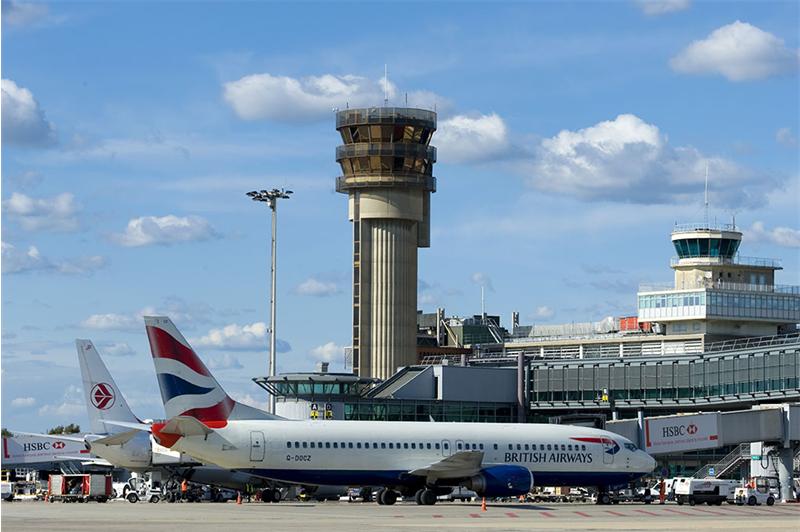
[
  {"left": 250, "top": 431, "right": 265, "bottom": 462},
  {"left": 602, "top": 440, "right": 614, "bottom": 465},
  {"left": 441, "top": 440, "right": 451, "bottom": 457}
]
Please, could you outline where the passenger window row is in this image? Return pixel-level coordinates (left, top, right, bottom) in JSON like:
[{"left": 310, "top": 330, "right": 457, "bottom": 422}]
[
  {"left": 503, "top": 443, "right": 587, "bottom": 452},
  {"left": 286, "top": 441, "right": 443, "bottom": 450}
]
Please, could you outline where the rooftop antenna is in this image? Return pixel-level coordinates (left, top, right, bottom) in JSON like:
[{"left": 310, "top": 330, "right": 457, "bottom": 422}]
[
  {"left": 383, "top": 64, "right": 388, "bottom": 106},
  {"left": 704, "top": 161, "right": 709, "bottom": 228},
  {"left": 481, "top": 285, "right": 486, "bottom": 320}
]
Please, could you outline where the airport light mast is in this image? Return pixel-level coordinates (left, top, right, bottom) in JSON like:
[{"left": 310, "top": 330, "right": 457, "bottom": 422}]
[{"left": 247, "top": 188, "right": 293, "bottom": 414}]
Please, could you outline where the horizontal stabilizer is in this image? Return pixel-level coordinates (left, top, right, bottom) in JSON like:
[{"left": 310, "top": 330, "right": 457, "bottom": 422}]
[
  {"left": 409, "top": 450, "right": 484, "bottom": 480},
  {"left": 11, "top": 431, "right": 85, "bottom": 443},
  {"left": 161, "top": 416, "right": 214, "bottom": 437},
  {"left": 92, "top": 429, "right": 140, "bottom": 446},
  {"left": 101, "top": 420, "right": 152, "bottom": 432}
]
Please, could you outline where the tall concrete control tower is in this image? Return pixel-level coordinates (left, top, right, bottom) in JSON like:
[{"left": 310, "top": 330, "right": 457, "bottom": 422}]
[{"left": 335, "top": 107, "right": 437, "bottom": 380}]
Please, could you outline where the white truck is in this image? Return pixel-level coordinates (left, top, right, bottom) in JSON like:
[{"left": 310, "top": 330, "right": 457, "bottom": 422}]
[
  {"left": 674, "top": 477, "right": 741, "bottom": 506},
  {"left": 735, "top": 478, "right": 777, "bottom": 506}
]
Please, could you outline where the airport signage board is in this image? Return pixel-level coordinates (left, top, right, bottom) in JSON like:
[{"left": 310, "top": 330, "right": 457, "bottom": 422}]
[
  {"left": 643, "top": 413, "right": 719, "bottom": 454},
  {"left": 2, "top": 435, "right": 88, "bottom": 465}
]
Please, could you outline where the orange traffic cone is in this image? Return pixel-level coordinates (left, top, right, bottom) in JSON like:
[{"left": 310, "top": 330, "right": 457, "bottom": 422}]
[
  {"left": 481, "top": 497, "right": 487, "bottom": 512},
  {"left": 236, "top": 492, "right": 242, "bottom": 505}
]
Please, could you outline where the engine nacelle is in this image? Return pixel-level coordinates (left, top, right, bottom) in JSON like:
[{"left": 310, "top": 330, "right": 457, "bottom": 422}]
[{"left": 464, "top": 465, "right": 533, "bottom": 497}]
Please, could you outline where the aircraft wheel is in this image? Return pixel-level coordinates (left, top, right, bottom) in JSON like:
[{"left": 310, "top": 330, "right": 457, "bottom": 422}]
[
  {"left": 420, "top": 489, "right": 437, "bottom": 506},
  {"left": 376, "top": 488, "right": 385, "bottom": 505},
  {"left": 598, "top": 493, "right": 611, "bottom": 505},
  {"left": 414, "top": 489, "right": 424, "bottom": 505},
  {"left": 261, "top": 489, "right": 274, "bottom": 503},
  {"left": 380, "top": 489, "right": 398, "bottom": 506},
  {"left": 271, "top": 489, "right": 282, "bottom": 503}
]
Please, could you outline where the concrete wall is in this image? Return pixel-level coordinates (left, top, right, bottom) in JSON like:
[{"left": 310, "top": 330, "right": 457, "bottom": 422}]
[{"left": 434, "top": 366, "right": 517, "bottom": 402}]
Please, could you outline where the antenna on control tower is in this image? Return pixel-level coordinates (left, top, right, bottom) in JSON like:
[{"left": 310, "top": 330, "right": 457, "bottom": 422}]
[
  {"left": 384, "top": 64, "right": 388, "bottom": 106},
  {"left": 704, "top": 161, "right": 709, "bottom": 228}
]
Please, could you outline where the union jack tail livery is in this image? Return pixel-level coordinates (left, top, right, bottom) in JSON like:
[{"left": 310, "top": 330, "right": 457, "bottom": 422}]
[
  {"left": 76, "top": 339, "right": 140, "bottom": 434},
  {"left": 144, "top": 316, "right": 276, "bottom": 425}
]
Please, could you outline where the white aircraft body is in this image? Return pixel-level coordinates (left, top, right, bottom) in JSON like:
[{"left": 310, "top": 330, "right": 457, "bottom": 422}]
[{"left": 140, "top": 316, "right": 656, "bottom": 505}]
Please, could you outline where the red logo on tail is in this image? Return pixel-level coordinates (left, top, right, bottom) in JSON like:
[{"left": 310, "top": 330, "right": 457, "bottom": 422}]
[{"left": 90, "top": 383, "right": 115, "bottom": 410}]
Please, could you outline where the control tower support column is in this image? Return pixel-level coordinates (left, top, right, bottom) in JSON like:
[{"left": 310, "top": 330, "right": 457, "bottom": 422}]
[{"left": 335, "top": 108, "right": 437, "bottom": 380}]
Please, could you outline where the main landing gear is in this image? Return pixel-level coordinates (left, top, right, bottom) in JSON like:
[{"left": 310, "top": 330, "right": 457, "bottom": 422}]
[
  {"left": 376, "top": 488, "right": 398, "bottom": 506},
  {"left": 414, "top": 488, "right": 438, "bottom": 506}
]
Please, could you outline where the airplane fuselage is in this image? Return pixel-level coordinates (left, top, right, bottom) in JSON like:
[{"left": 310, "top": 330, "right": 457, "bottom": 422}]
[{"left": 159, "top": 420, "right": 656, "bottom": 489}]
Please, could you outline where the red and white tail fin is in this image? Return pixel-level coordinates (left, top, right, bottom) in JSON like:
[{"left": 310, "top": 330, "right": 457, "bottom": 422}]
[
  {"left": 76, "top": 339, "right": 140, "bottom": 434},
  {"left": 144, "top": 316, "right": 276, "bottom": 424}
]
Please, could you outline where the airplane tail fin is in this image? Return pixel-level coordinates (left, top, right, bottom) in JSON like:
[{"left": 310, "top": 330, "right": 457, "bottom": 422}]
[
  {"left": 144, "top": 316, "right": 275, "bottom": 424},
  {"left": 75, "top": 340, "right": 140, "bottom": 434}
]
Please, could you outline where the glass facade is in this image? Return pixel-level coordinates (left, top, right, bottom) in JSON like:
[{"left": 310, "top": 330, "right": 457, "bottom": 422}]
[
  {"left": 529, "top": 347, "right": 800, "bottom": 403},
  {"left": 343, "top": 399, "right": 516, "bottom": 423},
  {"left": 673, "top": 237, "right": 740, "bottom": 259},
  {"left": 638, "top": 290, "right": 800, "bottom": 322}
]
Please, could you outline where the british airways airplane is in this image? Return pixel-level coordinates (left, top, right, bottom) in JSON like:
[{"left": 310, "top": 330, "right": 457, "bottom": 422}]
[{"left": 132, "top": 316, "right": 655, "bottom": 506}]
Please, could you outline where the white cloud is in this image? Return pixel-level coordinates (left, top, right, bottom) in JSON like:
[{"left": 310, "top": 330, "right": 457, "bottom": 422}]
[
  {"left": 436, "top": 113, "right": 511, "bottom": 163},
  {"left": 99, "top": 342, "right": 135, "bottom": 357},
  {"left": 529, "top": 113, "right": 771, "bottom": 207},
  {"left": 1, "top": 79, "right": 56, "bottom": 146},
  {"left": 81, "top": 313, "right": 139, "bottom": 331},
  {"left": 670, "top": 21, "right": 799, "bottom": 81},
  {"left": 470, "top": 272, "right": 494, "bottom": 291},
  {"left": 535, "top": 306, "right": 555, "bottom": 319},
  {"left": 1, "top": 241, "right": 105, "bottom": 275},
  {"left": 634, "top": 0, "right": 690, "bottom": 16},
  {"left": 776, "top": 128, "right": 797, "bottom": 148},
  {"left": 37, "top": 385, "right": 84, "bottom": 418},
  {"left": 746, "top": 222, "right": 800, "bottom": 248},
  {"left": 112, "top": 215, "right": 218, "bottom": 247},
  {"left": 207, "top": 353, "right": 243, "bottom": 370},
  {"left": 310, "top": 341, "right": 343, "bottom": 363},
  {"left": 3, "top": 192, "right": 79, "bottom": 231},
  {"left": 191, "top": 322, "right": 292, "bottom": 352},
  {"left": 295, "top": 278, "right": 339, "bottom": 297},
  {"left": 2, "top": 1, "right": 49, "bottom": 26},
  {"left": 231, "top": 392, "right": 268, "bottom": 411},
  {"left": 12, "top": 396, "right": 36, "bottom": 407},
  {"left": 223, "top": 72, "right": 444, "bottom": 122}
]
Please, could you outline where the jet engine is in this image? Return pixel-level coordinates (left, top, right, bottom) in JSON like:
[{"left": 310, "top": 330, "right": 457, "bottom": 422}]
[{"left": 464, "top": 465, "right": 533, "bottom": 497}]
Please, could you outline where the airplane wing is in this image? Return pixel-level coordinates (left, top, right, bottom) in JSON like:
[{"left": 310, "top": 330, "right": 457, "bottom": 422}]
[
  {"left": 101, "top": 420, "right": 152, "bottom": 431},
  {"left": 92, "top": 429, "right": 140, "bottom": 446},
  {"left": 12, "top": 431, "right": 85, "bottom": 443},
  {"left": 55, "top": 455, "right": 113, "bottom": 467},
  {"left": 408, "top": 450, "right": 484, "bottom": 480}
]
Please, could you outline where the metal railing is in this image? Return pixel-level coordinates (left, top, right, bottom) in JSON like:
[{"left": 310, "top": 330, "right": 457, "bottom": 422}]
[
  {"left": 704, "top": 333, "right": 800, "bottom": 353},
  {"left": 673, "top": 222, "right": 737, "bottom": 233},
  {"left": 670, "top": 255, "right": 782, "bottom": 268},
  {"left": 639, "top": 281, "right": 800, "bottom": 294},
  {"left": 692, "top": 443, "right": 750, "bottom": 479},
  {"left": 336, "top": 107, "right": 437, "bottom": 128},
  {"left": 335, "top": 174, "right": 436, "bottom": 192}
]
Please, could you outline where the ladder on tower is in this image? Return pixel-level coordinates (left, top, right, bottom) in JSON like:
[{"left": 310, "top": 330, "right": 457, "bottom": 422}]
[{"left": 693, "top": 443, "right": 751, "bottom": 479}]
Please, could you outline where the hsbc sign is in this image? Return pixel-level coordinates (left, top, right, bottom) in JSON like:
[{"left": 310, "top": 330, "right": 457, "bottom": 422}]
[{"left": 644, "top": 413, "right": 720, "bottom": 454}]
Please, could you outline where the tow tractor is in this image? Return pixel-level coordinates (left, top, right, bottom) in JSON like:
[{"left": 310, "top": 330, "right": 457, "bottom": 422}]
[{"left": 735, "top": 478, "right": 776, "bottom": 506}]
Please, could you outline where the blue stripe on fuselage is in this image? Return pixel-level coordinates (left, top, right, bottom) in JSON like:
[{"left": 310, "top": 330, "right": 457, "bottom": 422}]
[
  {"left": 157, "top": 373, "right": 214, "bottom": 401},
  {"left": 241, "top": 468, "right": 646, "bottom": 489}
]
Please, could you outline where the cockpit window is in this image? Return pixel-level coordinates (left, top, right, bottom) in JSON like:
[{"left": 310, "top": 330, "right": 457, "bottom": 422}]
[{"left": 624, "top": 443, "right": 638, "bottom": 451}]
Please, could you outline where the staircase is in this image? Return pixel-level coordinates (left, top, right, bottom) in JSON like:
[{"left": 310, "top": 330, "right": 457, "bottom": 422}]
[
  {"left": 693, "top": 443, "right": 751, "bottom": 479},
  {"left": 59, "top": 461, "right": 83, "bottom": 475}
]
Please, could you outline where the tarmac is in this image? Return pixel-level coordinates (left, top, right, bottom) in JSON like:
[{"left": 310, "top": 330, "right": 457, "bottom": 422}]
[{"left": 2, "top": 499, "right": 799, "bottom": 531}]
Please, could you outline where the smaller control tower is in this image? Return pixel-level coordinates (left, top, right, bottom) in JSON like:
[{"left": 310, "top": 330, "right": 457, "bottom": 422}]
[
  {"left": 638, "top": 222, "right": 798, "bottom": 340},
  {"left": 335, "top": 107, "right": 437, "bottom": 380}
]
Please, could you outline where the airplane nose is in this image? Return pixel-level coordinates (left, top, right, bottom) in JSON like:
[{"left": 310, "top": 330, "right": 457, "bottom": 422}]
[{"left": 643, "top": 452, "right": 656, "bottom": 472}]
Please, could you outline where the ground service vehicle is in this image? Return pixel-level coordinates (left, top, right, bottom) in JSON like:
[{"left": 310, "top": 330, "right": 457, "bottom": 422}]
[
  {"left": 48, "top": 474, "right": 111, "bottom": 503},
  {"left": 674, "top": 477, "right": 739, "bottom": 506},
  {"left": 735, "top": 478, "right": 776, "bottom": 506}
]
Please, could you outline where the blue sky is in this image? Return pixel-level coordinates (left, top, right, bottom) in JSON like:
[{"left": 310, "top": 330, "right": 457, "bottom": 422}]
[{"left": 2, "top": 0, "right": 798, "bottom": 432}]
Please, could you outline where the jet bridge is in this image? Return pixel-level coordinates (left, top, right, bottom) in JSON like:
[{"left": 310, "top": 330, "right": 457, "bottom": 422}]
[{"left": 607, "top": 403, "right": 800, "bottom": 501}]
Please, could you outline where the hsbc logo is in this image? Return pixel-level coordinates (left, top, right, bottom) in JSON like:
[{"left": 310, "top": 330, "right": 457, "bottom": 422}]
[
  {"left": 52, "top": 441, "right": 66, "bottom": 449},
  {"left": 662, "top": 423, "right": 700, "bottom": 438},
  {"left": 90, "top": 382, "right": 115, "bottom": 410}
]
